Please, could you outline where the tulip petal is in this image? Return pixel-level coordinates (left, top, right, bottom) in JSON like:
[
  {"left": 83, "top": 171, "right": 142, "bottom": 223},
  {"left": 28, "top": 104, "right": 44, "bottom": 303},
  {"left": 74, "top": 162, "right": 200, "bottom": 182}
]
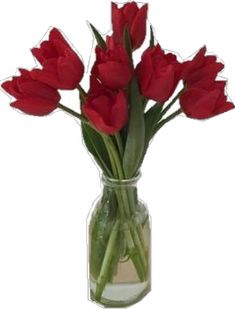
[
  {"left": 187, "top": 62, "right": 224, "bottom": 88},
  {"left": 97, "top": 61, "right": 132, "bottom": 89},
  {"left": 10, "top": 97, "right": 58, "bottom": 116},
  {"left": 146, "top": 65, "right": 175, "bottom": 103},
  {"left": 18, "top": 68, "right": 31, "bottom": 79},
  {"left": 123, "top": 2, "right": 139, "bottom": 27},
  {"left": 131, "top": 4, "right": 148, "bottom": 49},
  {"left": 181, "top": 46, "right": 207, "bottom": 79},
  {"left": 89, "top": 75, "right": 106, "bottom": 95},
  {"left": 180, "top": 88, "right": 221, "bottom": 119},
  {"left": 2, "top": 79, "right": 22, "bottom": 99},
  {"left": 136, "top": 50, "right": 153, "bottom": 91},
  {"left": 89, "top": 95, "right": 111, "bottom": 123},
  {"left": 53, "top": 39, "right": 70, "bottom": 56},
  {"left": 112, "top": 3, "right": 125, "bottom": 44},
  {"left": 83, "top": 103, "right": 116, "bottom": 134},
  {"left": 31, "top": 68, "right": 61, "bottom": 89},
  {"left": 49, "top": 28, "right": 70, "bottom": 49},
  {"left": 42, "top": 58, "right": 58, "bottom": 73},
  {"left": 57, "top": 52, "right": 84, "bottom": 89},
  {"left": 214, "top": 101, "right": 234, "bottom": 115},
  {"left": 18, "top": 81, "right": 61, "bottom": 102},
  {"left": 32, "top": 41, "right": 58, "bottom": 65},
  {"left": 31, "top": 47, "right": 45, "bottom": 64},
  {"left": 111, "top": 91, "right": 128, "bottom": 130}
]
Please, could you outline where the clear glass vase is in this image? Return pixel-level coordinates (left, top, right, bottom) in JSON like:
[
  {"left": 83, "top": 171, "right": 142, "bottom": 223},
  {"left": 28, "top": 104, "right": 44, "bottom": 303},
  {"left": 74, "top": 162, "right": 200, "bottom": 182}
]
[{"left": 88, "top": 173, "right": 151, "bottom": 308}]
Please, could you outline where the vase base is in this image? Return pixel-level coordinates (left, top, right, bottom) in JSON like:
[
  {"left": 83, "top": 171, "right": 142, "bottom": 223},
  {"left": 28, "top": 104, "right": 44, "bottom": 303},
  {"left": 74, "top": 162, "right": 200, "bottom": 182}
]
[{"left": 90, "top": 280, "right": 151, "bottom": 308}]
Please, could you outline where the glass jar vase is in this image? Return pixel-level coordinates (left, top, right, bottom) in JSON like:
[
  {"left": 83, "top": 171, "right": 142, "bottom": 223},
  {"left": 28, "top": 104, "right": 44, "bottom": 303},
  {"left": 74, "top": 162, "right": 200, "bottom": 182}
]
[{"left": 88, "top": 173, "right": 151, "bottom": 308}]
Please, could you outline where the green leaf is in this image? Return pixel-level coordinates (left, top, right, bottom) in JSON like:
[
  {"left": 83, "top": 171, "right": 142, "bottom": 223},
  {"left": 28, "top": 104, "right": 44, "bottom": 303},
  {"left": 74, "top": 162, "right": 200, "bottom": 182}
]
[
  {"left": 123, "top": 26, "right": 132, "bottom": 60},
  {"left": 136, "top": 103, "right": 163, "bottom": 167},
  {"left": 81, "top": 123, "right": 112, "bottom": 176},
  {"left": 144, "top": 103, "right": 163, "bottom": 148},
  {"left": 149, "top": 25, "right": 155, "bottom": 47},
  {"left": 120, "top": 125, "right": 128, "bottom": 149},
  {"left": 123, "top": 78, "right": 145, "bottom": 178},
  {"left": 89, "top": 23, "right": 106, "bottom": 49},
  {"left": 78, "top": 85, "right": 87, "bottom": 104}
]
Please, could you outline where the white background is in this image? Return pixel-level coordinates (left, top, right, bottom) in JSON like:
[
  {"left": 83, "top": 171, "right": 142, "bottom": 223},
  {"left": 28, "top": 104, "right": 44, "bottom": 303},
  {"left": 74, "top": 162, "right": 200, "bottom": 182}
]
[{"left": 0, "top": 0, "right": 235, "bottom": 308}]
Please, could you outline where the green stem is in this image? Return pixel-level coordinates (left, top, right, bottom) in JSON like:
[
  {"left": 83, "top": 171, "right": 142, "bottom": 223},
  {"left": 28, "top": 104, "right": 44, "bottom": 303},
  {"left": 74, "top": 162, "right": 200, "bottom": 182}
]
[
  {"left": 123, "top": 26, "right": 133, "bottom": 65},
  {"left": 159, "top": 108, "right": 182, "bottom": 127},
  {"left": 98, "top": 133, "right": 148, "bottom": 286},
  {"left": 125, "top": 189, "right": 146, "bottom": 252},
  {"left": 77, "top": 84, "right": 87, "bottom": 97},
  {"left": 102, "top": 134, "right": 124, "bottom": 179},
  {"left": 107, "top": 148, "right": 147, "bottom": 272},
  {"left": 124, "top": 189, "right": 147, "bottom": 267},
  {"left": 104, "top": 138, "right": 146, "bottom": 243},
  {"left": 114, "top": 193, "right": 146, "bottom": 281},
  {"left": 77, "top": 85, "right": 87, "bottom": 105},
  {"left": 143, "top": 97, "right": 149, "bottom": 111},
  {"left": 95, "top": 220, "right": 120, "bottom": 301},
  {"left": 114, "top": 133, "right": 124, "bottom": 158},
  {"left": 150, "top": 25, "right": 155, "bottom": 47},
  {"left": 101, "top": 135, "right": 119, "bottom": 178},
  {"left": 58, "top": 103, "right": 87, "bottom": 122},
  {"left": 160, "top": 88, "right": 185, "bottom": 117},
  {"left": 152, "top": 108, "right": 182, "bottom": 137}
]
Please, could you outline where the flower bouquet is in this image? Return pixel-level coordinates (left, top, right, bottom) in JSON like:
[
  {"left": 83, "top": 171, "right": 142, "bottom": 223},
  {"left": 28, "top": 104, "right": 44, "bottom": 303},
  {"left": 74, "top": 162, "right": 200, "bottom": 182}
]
[{"left": 1, "top": 1, "right": 234, "bottom": 308}]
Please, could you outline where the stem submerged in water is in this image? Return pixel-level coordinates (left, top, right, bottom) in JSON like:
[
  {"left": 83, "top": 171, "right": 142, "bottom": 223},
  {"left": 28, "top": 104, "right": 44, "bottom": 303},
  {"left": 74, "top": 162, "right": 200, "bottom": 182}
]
[
  {"left": 91, "top": 135, "right": 149, "bottom": 301},
  {"left": 95, "top": 220, "right": 120, "bottom": 301}
]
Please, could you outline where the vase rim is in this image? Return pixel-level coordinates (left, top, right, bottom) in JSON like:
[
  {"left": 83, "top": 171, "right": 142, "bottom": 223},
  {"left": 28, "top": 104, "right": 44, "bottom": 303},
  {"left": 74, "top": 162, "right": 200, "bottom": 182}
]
[{"left": 101, "top": 171, "right": 141, "bottom": 187}]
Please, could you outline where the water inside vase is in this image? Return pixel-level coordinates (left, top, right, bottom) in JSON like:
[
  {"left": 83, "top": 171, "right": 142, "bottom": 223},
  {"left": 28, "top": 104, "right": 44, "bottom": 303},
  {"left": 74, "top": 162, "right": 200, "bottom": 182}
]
[
  {"left": 90, "top": 280, "right": 150, "bottom": 307},
  {"left": 89, "top": 221, "right": 151, "bottom": 307}
]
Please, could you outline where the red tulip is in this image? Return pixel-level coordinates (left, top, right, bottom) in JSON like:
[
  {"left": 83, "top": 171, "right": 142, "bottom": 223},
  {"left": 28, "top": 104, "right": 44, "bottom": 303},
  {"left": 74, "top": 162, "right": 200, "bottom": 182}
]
[
  {"left": 180, "top": 81, "right": 234, "bottom": 119},
  {"left": 82, "top": 78, "right": 128, "bottom": 134},
  {"left": 31, "top": 28, "right": 84, "bottom": 90},
  {"left": 136, "top": 44, "right": 182, "bottom": 103},
  {"left": 182, "top": 46, "right": 224, "bottom": 89},
  {"left": 106, "top": 35, "right": 116, "bottom": 50},
  {"left": 93, "top": 44, "right": 133, "bottom": 90},
  {"left": 1, "top": 69, "right": 60, "bottom": 116},
  {"left": 112, "top": 2, "right": 148, "bottom": 50}
]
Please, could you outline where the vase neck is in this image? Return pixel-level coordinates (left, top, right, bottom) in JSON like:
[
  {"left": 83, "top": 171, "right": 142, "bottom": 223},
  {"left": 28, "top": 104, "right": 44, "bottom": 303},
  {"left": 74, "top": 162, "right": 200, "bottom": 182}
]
[
  {"left": 101, "top": 173, "right": 141, "bottom": 189},
  {"left": 101, "top": 173, "right": 141, "bottom": 213}
]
